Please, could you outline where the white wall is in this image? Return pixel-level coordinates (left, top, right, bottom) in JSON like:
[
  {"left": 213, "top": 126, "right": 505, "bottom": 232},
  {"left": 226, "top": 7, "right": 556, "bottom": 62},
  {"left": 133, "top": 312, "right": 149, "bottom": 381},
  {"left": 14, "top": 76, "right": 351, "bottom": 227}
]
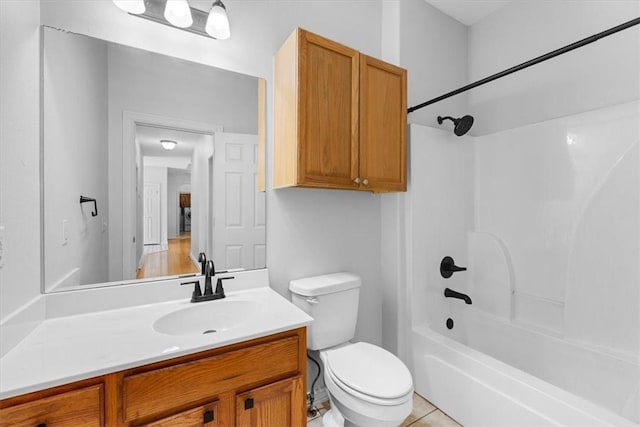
[
  {"left": 468, "top": 0, "right": 640, "bottom": 135},
  {"left": 43, "top": 28, "right": 109, "bottom": 290},
  {"left": 380, "top": 0, "right": 469, "bottom": 357},
  {"left": 399, "top": 0, "right": 469, "bottom": 128},
  {"left": 0, "top": 0, "right": 43, "bottom": 323}
]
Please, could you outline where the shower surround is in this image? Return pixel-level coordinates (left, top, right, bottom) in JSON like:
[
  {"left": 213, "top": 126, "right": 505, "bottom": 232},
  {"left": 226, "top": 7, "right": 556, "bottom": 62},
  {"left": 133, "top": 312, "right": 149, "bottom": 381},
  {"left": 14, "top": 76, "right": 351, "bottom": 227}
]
[{"left": 406, "top": 100, "right": 639, "bottom": 425}]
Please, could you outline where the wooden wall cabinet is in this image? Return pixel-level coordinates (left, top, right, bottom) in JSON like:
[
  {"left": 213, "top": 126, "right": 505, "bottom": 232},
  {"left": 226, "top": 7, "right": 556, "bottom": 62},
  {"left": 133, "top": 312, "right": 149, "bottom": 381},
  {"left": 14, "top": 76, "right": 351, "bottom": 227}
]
[
  {"left": 274, "top": 28, "right": 407, "bottom": 193},
  {"left": 0, "top": 328, "right": 306, "bottom": 427}
]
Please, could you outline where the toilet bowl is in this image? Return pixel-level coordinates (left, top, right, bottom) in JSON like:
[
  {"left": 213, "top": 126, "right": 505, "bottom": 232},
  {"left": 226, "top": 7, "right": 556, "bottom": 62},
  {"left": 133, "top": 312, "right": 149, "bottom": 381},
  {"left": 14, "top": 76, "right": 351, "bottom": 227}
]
[
  {"left": 289, "top": 272, "right": 414, "bottom": 427},
  {"left": 320, "top": 342, "right": 413, "bottom": 427}
]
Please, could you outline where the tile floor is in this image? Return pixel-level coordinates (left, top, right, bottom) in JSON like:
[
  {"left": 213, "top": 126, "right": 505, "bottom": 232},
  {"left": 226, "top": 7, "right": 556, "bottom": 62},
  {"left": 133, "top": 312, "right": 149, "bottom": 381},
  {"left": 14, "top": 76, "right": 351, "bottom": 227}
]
[{"left": 306, "top": 393, "right": 462, "bottom": 426}]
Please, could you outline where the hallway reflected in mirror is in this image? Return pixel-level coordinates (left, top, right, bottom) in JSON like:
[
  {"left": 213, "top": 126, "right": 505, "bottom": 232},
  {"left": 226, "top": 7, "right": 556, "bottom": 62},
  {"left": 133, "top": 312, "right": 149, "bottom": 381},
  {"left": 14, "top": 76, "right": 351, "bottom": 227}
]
[{"left": 136, "top": 233, "right": 199, "bottom": 279}]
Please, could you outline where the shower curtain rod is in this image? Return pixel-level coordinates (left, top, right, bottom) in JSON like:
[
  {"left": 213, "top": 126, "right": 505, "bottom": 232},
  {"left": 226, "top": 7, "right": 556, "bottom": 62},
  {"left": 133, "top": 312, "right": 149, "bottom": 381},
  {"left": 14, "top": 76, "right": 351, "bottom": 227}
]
[{"left": 407, "top": 17, "right": 640, "bottom": 114}]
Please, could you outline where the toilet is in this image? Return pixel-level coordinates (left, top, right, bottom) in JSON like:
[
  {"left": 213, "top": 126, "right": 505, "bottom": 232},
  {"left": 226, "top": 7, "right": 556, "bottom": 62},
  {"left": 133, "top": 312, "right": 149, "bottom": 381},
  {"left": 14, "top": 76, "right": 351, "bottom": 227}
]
[{"left": 290, "top": 272, "right": 413, "bottom": 427}]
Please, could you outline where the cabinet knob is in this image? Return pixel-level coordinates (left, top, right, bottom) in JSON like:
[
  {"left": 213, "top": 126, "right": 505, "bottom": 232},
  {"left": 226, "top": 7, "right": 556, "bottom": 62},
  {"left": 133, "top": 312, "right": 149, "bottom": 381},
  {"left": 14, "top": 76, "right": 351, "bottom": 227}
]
[
  {"left": 244, "top": 398, "right": 254, "bottom": 410},
  {"left": 362, "top": 179, "right": 369, "bottom": 186},
  {"left": 203, "top": 409, "right": 214, "bottom": 423},
  {"left": 353, "top": 177, "right": 361, "bottom": 184},
  {"left": 36, "top": 424, "right": 46, "bottom": 427}
]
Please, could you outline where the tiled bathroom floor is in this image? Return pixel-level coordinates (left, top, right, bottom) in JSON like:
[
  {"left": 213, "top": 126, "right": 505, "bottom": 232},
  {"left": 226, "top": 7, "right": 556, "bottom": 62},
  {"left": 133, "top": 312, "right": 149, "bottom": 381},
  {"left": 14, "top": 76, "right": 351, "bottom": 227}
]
[{"left": 306, "top": 393, "right": 462, "bottom": 426}]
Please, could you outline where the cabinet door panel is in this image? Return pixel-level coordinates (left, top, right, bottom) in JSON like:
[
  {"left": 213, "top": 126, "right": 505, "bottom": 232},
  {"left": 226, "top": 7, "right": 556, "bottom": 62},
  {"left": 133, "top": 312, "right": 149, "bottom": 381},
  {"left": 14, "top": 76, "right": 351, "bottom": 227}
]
[
  {"left": 0, "top": 385, "right": 103, "bottom": 427},
  {"left": 359, "top": 55, "right": 407, "bottom": 192},
  {"left": 299, "top": 30, "right": 359, "bottom": 189},
  {"left": 236, "top": 376, "right": 304, "bottom": 427}
]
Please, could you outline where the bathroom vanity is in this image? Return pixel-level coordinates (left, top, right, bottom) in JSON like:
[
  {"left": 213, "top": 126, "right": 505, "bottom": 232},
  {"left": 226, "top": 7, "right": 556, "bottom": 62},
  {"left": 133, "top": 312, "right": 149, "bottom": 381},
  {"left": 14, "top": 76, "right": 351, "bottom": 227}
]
[
  {"left": 0, "top": 328, "right": 305, "bottom": 426},
  {"left": 0, "top": 272, "right": 311, "bottom": 427}
]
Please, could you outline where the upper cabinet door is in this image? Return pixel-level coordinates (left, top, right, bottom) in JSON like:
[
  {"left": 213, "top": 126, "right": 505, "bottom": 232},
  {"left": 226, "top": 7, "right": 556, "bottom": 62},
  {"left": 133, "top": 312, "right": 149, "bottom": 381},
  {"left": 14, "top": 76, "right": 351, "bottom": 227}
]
[
  {"left": 298, "top": 30, "right": 360, "bottom": 189},
  {"left": 359, "top": 54, "right": 407, "bottom": 193},
  {"left": 274, "top": 28, "right": 407, "bottom": 193}
]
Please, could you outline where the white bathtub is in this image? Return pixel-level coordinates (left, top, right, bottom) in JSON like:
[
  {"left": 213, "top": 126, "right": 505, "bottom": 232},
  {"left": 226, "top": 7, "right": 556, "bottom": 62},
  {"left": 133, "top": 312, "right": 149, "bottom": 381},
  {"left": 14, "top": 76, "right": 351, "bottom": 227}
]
[{"left": 411, "top": 315, "right": 639, "bottom": 426}]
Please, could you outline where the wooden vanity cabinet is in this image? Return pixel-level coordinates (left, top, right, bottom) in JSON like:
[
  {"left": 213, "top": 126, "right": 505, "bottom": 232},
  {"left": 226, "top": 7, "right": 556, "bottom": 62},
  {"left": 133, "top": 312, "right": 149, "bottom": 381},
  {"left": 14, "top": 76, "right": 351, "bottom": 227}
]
[
  {"left": 0, "top": 328, "right": 306, "bottom": 427},
  {"left": 274, "top": 28, "right": 407, "bottom": 193}
]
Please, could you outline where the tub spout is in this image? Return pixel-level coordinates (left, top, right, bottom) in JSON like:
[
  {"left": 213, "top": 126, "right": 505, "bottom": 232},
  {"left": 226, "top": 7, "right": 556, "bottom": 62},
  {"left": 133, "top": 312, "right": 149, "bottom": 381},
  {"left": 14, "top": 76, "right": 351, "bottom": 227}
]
[{"left": 444, "top": 288, "right": 472, "bottom": 304}]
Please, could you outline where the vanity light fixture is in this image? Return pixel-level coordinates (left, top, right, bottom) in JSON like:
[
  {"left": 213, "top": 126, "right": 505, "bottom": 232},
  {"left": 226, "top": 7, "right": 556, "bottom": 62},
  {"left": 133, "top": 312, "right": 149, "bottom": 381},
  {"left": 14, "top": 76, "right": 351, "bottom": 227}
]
[
  {"left": 112, "top": 0, "right": 146, "bottom": 14},
  {"left": 113, "top": 0, "right": 231, "bottom": 40},
  {"left": 160, "top": 139, "right": 178, "bottom": 150},
  {"left": 205, "top": 0, "right": 230, "bottom": 40}
]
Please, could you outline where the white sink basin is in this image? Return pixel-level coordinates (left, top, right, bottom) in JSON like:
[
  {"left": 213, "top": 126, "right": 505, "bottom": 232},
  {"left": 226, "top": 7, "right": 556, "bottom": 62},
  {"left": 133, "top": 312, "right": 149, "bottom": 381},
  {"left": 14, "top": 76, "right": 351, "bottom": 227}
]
[{"left": 153, "top": 299, "right": 264, "bottom": 336}]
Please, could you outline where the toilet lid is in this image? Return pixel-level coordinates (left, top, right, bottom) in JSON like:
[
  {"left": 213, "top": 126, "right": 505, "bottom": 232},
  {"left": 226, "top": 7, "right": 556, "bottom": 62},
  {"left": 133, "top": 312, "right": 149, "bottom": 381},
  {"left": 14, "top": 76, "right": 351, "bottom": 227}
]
[{"left": 325, "top": 342, "right": 413, "bottom": 400}]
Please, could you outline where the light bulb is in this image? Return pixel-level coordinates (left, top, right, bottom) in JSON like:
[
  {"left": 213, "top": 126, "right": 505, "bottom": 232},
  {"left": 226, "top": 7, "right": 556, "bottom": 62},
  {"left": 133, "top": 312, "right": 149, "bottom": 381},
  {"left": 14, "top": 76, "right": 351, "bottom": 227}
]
[
  {"left": 164, "top": 0, "right": 193, "bottom": 28},
  {"left": 112, "top": 0, "right": 145, "bottom": 14},
  {"left": 161, "top": 140, "right": 178, "bottom": 150},
  {"left": 205, "top": 0, "right": 230, "bottom": 40}
]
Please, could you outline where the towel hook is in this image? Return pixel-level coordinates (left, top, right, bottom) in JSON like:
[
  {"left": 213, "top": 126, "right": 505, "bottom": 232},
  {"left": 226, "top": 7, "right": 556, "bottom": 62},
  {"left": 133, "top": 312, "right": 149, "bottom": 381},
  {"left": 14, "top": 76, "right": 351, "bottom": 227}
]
[{"left": 79, "top": 196, "right": 98, "bottom": 217}]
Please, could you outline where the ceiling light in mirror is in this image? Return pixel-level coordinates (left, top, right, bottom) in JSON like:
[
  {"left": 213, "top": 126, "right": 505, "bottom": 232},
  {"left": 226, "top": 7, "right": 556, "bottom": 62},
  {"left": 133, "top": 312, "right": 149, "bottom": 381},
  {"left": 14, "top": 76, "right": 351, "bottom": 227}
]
[
  {"left": 113, "top": 0, "right": 145, "bottom": 14},
  {"left": 160, "top": 139, "right": 178, "bottom": 150}
]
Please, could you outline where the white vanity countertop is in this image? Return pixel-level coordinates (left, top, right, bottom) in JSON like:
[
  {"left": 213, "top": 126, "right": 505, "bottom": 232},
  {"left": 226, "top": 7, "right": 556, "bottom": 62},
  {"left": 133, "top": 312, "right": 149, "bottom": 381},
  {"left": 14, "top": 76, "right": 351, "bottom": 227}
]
[{"left": 0, "top": 284, "right": 312, "bottom": 400}]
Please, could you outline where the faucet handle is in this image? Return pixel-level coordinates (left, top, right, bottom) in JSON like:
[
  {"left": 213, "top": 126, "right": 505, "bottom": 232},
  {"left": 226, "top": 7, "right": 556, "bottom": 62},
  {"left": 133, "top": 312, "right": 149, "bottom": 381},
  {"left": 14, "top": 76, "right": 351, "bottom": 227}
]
[
  {"left": 180, "top": 280, "right": 202, "bottom": 300},
  {"left": 214, "top": 276, "right": 235, "bottom": 297}
]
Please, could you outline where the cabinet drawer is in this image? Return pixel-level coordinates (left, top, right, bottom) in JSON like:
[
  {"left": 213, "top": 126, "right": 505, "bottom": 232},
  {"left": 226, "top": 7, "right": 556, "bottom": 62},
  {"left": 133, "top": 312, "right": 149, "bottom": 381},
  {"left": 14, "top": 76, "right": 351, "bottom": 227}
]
[
  {"left": 123, "top": 336, "right": 300, "bottom": 422},
  {"left": 0, "top": 385, "right": 103, "bottom": 427},
  {"left": 145, "top": 401, "right": 218, "bottom": 427}
]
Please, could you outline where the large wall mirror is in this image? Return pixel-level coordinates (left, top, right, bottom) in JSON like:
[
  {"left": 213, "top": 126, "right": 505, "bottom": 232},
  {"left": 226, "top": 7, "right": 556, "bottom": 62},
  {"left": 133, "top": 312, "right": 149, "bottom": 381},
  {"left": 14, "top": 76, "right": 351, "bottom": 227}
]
[{"left": 42, "top": 26, "right": 266, "bottom": 293}]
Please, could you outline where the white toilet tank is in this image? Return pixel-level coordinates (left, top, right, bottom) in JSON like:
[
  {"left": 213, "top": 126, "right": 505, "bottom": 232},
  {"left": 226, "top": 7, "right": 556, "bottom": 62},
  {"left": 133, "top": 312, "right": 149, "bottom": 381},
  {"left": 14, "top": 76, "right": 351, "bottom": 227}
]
[{"left": 289, "top": 272, "right": 361, "bottom": 351}]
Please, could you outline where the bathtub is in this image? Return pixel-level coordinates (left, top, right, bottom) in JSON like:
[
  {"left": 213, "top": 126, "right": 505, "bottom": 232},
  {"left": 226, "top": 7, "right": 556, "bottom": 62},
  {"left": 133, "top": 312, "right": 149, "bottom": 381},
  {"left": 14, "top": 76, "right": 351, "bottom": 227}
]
[{"left": 411, "top": 311, "right": 639, "bottom": 426}]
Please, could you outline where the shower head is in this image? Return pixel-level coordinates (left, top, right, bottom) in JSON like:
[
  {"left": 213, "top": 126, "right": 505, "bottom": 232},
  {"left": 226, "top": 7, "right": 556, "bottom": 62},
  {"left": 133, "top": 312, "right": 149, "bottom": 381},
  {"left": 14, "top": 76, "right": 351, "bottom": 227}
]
[{"left": 437, "top": 115, "right": 474, "bottom": 136}]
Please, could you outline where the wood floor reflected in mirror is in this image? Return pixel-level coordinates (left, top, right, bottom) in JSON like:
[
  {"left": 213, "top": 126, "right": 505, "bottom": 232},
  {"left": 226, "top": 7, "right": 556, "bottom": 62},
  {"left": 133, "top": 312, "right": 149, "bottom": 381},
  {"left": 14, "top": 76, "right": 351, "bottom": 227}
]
[{"left": 136, "top": 233, "right": 200, "bottom": 279}]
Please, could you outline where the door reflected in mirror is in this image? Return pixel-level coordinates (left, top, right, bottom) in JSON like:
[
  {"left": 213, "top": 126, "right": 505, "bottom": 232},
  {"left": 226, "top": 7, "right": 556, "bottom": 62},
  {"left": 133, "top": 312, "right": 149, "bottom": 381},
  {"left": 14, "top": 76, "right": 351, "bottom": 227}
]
[{"left": 42, "top": 26, "right": 266, "bottom": 292}]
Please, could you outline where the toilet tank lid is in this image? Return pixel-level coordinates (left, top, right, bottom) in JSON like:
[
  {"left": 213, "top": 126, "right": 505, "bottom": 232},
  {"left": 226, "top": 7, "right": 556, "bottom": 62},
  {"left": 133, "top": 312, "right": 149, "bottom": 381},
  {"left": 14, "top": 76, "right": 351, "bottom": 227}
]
[{"left": 289, "top": 272, "right": 361, "bottom": 297}]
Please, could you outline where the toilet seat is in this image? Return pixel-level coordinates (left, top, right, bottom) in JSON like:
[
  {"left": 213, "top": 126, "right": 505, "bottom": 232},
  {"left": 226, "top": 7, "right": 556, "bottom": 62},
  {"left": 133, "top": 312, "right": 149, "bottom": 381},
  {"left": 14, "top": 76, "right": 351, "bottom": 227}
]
[{"left": 324, "top": 342, "right": 413, "bottom": 406}]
